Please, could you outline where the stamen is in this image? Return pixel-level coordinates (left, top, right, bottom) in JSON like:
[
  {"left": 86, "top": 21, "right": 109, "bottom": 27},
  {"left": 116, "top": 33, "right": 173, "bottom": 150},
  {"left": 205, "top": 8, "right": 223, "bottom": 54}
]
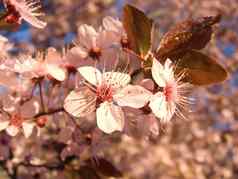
[{"left": 89, "top": 47, "right": 102, "bottom": 60}]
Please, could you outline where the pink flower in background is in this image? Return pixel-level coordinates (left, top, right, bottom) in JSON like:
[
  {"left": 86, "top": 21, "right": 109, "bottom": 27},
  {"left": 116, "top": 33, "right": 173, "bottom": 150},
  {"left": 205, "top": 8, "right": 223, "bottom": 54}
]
[
  {"left": 64, "top": 66, "right": 151, "bottom": 134},
  {"left": 0, "top": 35, "right": 13, "bottom": 57},
  {"left": 0, "top": 94, "right": 40, "bottom": 137},
  {"left": 14, "top": 48, "right": 66, "bottom": 81},
  {"left": 102, "top": 16, "right": 128, "bottom": 48},
  {"left": 149, "top": 58, "right": 191, "bottom": 123},
  {"left": 3, "top": 0, "right": 47, "bottom": 29},
  {"left": 70, "top": 24, "right": 118, "bottom": 69}
]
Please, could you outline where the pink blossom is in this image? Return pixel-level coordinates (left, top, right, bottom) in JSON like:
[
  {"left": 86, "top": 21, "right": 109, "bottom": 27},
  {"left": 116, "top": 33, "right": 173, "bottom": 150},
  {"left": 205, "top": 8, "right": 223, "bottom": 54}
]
[
  {"left": 102, "top": 16, "right": 128, "bottom": 48},
  {"left": 3, "top": 0, "right": 47, "bottom": 29},
  {"left": 69, "top": 24, "right": 118, "bottom": 70},
  {"left": 64, "top": 66, "right": 151, "bottom": 134},
  {"left": 0, "top": 95, "right": 40, "bottom": 137},
  {"left": 149, "top": 58, "right": 191, "bottom": 123},
  {"left": 14, "top": 48, "right": 67, "bottom": 81}
]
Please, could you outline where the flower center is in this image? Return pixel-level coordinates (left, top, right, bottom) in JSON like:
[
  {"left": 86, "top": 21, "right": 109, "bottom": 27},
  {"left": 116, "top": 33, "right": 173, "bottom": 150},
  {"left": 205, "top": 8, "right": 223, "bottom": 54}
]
[
  {"left": 89, "top": 47, "right": 102, "bottom": 60},
  {"left": 163, "top": 82, "right": 177, "bottom": 102},
  {"left": 10, "top": 114, "right": 23, "bottom": 128},
  {"left": 96, "top": 83, "right": 113, "bottom": 104},
  {"left": 121, "top": 36, "right": 130, "bottom": 48},
  {"left": 5, "top": 3, "right": 21, "bottom": 24}
]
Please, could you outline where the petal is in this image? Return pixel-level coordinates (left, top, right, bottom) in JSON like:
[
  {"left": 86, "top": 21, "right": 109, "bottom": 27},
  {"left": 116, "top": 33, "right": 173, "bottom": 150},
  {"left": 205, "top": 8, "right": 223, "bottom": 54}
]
[
  {"left": 77, "top": 24, "right": 98, "bottom": 49},
  {"left": 14, "top": 1, "right": 47, "bottom": 29},
  {"left": 70, "top": 46, "right": 88, "bottom": 59},
  {"left": 22, "top": 122, "right": 34, "bottom": 138},
  {"left": 114, "top": 85, "right": 152, "bottom": 108},
  {"left": 164, "top": 58, "right": 174, "bottom": 80},
  {"left": 97, "top": 30, "right": 120, "bottom": 49},
  {"left": 77, "top": 66, "right": 102, "bottom": 86},
  {"left": 46, "top": 64, "right": 66, "bottom": 81},
  {"left": 6, "top": 125, "right": 19, "bottom": 136},
  {"left": 19, "top": 12, "right": 46, "bottom": 29},
  {"left": 45, "top": 47, "right": 62, "bottom": 64},
  {"left": 149, "top": 92, "right": 175, "bottom": 123},
  {"left": 102, "top": 72, "right": 130, "bottom": 89},
  {"left": 64, "top": 89, "right": 96, "bottom": 117},
  {"left": 96, "top": 102, "right": 124, "bottom": 134},
  {"left": 102, "top": 16, "right": 123, "bottom": 33},
  {"left": 151, "top": 58, "right": 166, "bottom": 87},
  {"left": 0, "top": 120, "right": 9, "bottom": 131}
]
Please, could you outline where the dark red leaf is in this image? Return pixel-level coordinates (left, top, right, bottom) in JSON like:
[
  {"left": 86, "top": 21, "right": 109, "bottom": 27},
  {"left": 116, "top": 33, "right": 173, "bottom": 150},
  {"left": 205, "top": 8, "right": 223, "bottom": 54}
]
[
  {"left": 93, "top": 158, "right": 123, "bottom": 177},
  {"left": 156, "top": 15, "right": 221, "bottom": 59},
  {"left": 176, "top": 50, "right": 228, "bottom": 85},
  {"left": 78, "top": 166, "right": 101, "bottom": 179}
]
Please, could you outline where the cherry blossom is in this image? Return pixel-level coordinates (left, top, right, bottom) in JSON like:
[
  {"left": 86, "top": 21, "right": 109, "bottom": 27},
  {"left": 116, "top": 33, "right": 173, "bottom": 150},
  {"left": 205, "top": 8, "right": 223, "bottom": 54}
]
[
  {"left": 149, "top": 58, "right": 191, "bottom": 123},
  {"left": 14, "top": 48, "right": 67, "bottom": 81},
  {"left": 0, "top": 94, "right": 40, "bottom": 137},
  {"left": 102, "top": 16, "right": 129, "bottom": 48},
  {"left": 70, "top": 24, "right": 118, "bottom": 70},
  {"left": 3, "top": 0, "right": 47, "bottom": 28},
  {"left": 64, "top": 66, "right": 151, "bottom": 134}
]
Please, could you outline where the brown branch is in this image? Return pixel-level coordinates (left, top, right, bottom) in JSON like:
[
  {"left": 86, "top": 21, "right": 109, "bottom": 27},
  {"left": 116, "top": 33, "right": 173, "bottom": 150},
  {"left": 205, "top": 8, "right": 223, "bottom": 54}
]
[{"left": 33, "top": 107, "right": 65, "bottom": 118}]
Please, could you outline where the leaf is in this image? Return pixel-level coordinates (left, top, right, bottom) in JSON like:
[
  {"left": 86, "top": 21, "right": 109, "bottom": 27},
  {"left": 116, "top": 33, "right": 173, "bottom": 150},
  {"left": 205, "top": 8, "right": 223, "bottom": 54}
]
[
  {"left": 156, "top": 15, "right": 221, "bottom": 59},
  {"left": 176, "top": 50, "right": 228, "bottom": 85},
  {"left": 92, "top": 158, "right": 123, "bottom": 177},
  {"left": 123, "top": 4, "right": 153, "bottom": 58},
  {"left": 78, "top": 166, "right": 101, "bottom": 179}
]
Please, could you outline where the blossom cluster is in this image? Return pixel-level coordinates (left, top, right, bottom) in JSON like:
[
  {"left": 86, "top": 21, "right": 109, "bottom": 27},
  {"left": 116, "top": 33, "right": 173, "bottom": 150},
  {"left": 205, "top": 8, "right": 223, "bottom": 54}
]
[{"left": 0, "top": 0, "right": 192, "bottom": 138}]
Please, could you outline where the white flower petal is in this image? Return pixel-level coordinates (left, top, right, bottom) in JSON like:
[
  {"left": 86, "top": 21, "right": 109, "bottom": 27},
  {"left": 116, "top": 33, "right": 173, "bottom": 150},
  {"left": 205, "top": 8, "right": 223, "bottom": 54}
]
[
  {"left": 0, "top": 120, "right": 9, "bottom": 131},
  {"left": 64, "top": 89, "right": 96, "bottom": 117},
  {"left": 114, "top": 85, "right": 152, "bottom": 108},
  {"left": 149, "top": 92, "right": 175, "bottom": 123},
  {"left": 152, "top": 58, "right": 167, "bottom": 87},
  {"left": 12, "top": 1, "right": 47, "bottom": 29},
  {"left": 77, "top": 66, "right": 102, "bottom": 86},
  {"left": 46, "top": 64, "right": 66, "bottom": 81},
  {"left": 96, "top": 102, "right": 124, "bottom": 134},
  {"left": 102, "top": 72, "right": 130, "bottom": 89},
  {"left": 6, "top": 125, "right": 19, "bottom": 136},
  {"left": 22, "top": 122, "right": 34, "bottom": 138}
]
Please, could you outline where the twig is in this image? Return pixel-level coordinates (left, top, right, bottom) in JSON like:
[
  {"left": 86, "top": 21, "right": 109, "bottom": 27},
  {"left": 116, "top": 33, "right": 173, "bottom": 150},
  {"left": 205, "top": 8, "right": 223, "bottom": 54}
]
[
  {"left": 33, "top": 107, "right": 64, "bottom": 118},
  {"left": 38, "top": 81, "right": 46, "bottom": 112}
]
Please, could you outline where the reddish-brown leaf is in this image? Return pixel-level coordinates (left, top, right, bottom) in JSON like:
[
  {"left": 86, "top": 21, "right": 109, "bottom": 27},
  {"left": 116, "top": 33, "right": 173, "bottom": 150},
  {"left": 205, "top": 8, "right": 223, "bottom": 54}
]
[
  {"left": 93, "top": 158, "right": 123, "bottom": 177},
  {"left": 156, "top": 15, "right": 221, "bottom": 59},
  {"left": 78, "top": 166, "right": 101, "bottom": 179},
  {"left": 176, "top": 50, "right": 228, "bottom": 85}
]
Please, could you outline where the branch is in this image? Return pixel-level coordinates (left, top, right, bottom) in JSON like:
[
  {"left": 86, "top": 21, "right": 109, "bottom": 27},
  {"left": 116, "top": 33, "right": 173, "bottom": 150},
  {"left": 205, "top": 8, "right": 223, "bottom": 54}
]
[{"left": 33, "top": 107, "right": 65, "bottom": 118}]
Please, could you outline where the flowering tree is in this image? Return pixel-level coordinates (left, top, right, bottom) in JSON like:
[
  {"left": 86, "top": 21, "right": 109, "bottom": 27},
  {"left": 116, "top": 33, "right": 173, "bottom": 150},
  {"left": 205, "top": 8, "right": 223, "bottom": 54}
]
[{"left": 0, "top": 1, "right": 228, "bottom": 178}]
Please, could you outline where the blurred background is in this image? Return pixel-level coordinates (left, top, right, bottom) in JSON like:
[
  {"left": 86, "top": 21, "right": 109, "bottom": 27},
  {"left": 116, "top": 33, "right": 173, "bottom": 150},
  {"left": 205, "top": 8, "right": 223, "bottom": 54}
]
[{"left": 1, "top": 0, "right": 238, "bottom": 178}]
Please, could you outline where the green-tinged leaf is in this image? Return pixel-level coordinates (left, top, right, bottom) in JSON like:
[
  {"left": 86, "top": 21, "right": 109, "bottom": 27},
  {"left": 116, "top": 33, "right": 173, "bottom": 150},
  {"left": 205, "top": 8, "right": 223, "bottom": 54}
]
[
  {"left": 176, "top": 50, "right": 228, "bottom": 85},
  {"left": 156, "top": 15, "right": 221, "bottom": 59},
  {"left": 123, "top": 4, "right": 153, "bottom": 58}
]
